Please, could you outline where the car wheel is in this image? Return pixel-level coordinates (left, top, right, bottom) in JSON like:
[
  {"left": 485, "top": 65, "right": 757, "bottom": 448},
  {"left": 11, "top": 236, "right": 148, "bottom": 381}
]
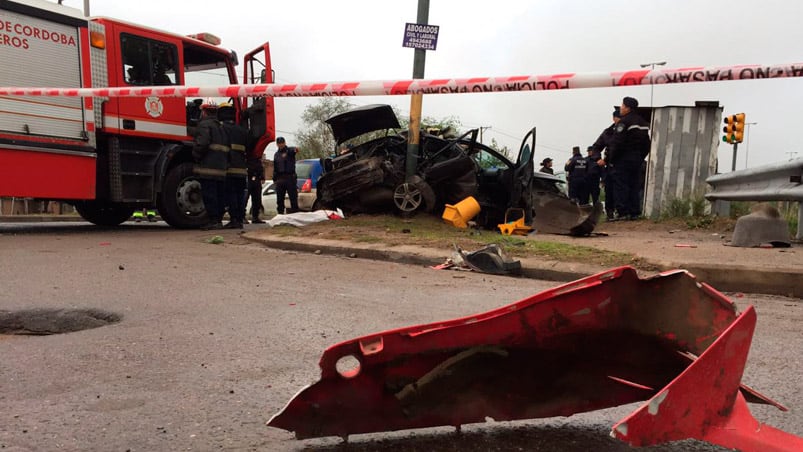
[
  {"left": 74, "top": 201, "right": 136, "bottom": 226},
  {"left": 393, "top": 176, "right": 435, "bottom": 214},
  {"left": 157, "top": 162, "right": 209, "bottom": 229}
]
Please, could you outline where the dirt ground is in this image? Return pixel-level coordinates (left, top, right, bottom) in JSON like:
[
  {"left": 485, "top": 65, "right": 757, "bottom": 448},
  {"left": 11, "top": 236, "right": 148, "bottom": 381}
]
[{"left": 539, "top": 217, "right": 801, "bottom": 270}]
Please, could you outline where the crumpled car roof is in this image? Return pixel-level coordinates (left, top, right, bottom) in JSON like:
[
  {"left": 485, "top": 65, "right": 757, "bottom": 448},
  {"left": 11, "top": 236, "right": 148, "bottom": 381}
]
[{"left": 325, "top": 104, "right": 401, "bottom": 144}]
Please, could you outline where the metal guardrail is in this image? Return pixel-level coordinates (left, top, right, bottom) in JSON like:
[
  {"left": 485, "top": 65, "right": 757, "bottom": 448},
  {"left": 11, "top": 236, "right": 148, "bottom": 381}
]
[{"left": 706, "top": 157, "right": 803, "bottom": 239}]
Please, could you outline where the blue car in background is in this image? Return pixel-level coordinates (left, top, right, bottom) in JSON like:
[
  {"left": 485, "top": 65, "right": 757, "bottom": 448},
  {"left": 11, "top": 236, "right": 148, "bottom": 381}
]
[{"left": 295, "top": 159, "right": 323, "bottom": 210}]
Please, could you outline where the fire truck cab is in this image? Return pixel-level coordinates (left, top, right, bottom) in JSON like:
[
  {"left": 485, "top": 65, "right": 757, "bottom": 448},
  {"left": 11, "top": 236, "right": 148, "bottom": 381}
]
[{"left": 0, "top": 0, "right": 275, "bottom": 227}]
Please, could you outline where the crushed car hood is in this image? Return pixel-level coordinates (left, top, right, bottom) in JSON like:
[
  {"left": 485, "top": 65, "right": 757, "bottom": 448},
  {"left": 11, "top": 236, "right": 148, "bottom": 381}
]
[{"left": 325, "top": 104, "right": 401, "bottom": 144}]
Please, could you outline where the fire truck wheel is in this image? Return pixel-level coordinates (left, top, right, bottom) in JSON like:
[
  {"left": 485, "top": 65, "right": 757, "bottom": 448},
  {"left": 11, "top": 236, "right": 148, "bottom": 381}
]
[
  {"left": 157, "top": 162, "right": 209, "bottom": 229},
  {"left": 74, "top": 201, "right": 135, "bottom": 226}
]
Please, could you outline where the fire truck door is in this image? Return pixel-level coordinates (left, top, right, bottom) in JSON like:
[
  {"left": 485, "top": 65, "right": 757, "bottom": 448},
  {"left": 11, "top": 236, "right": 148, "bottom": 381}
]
[
  {"left": 110, "top": 32, "right": 186, "bottom": 139},
  {"left": 242, "top": 42, "right": 276, "bottom": 159}
]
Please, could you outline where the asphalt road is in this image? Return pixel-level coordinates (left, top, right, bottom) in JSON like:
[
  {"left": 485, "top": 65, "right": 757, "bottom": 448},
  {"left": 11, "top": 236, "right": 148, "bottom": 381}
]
[{"left": 1, "top": 222, "right": 801, "bottom": 451}]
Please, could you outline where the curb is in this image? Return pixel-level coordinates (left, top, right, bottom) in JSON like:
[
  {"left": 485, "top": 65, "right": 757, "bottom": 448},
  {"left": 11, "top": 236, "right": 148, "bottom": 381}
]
[
  {"left": 0, "top": 215, "right": 83, "bottom": 223},
  {"left": 241, "top": 234, "right": 598, "bottom": 283},
  {"left": 242, "top": 233, "right": 803, "bottom": 298}
]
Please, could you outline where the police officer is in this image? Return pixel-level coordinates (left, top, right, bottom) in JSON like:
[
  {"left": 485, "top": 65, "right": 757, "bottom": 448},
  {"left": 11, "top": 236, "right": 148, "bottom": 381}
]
[
  {"left": 272, "top": 137, "right": 299, "bottom": 214},
  {"left": 585, "top": 146, "right": 602, "bottom": 205},
  {"left": 597, "top": 97, "right": 650, "bottom": 220},
  {"left": 564, "top": 146, "right": 588, "bottom": 204},
  {"left": 219, "top": 105, "right": 248, "bottom": 229},
  {"left": 192, "top": 104, "right": 229, "bottom": 230},
  {"left": 592, "top": 108, "right": 622, "bottom": 220}
]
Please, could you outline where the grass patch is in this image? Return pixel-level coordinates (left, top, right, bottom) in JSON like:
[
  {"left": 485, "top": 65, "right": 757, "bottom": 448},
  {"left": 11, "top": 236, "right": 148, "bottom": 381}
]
[{"left": 264, "top": 214, "right": 639, "bottom": 268}]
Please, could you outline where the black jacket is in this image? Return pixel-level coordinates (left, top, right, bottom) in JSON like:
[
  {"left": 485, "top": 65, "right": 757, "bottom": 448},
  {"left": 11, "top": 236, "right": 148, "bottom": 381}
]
[
  {"left": 273, "top": 146, "right": 298, "bottom": 178},
  {"left": 607, "top": 112, "right": 650, "bottom": 164},
  {"left": 192, "top": 118, "right": 229, "bottom": 180},
  {"left": 565, "top": 153, "right": 588, "bottom": 181},
  {"left": 223, "top": 121, "right": 248, "bottom": 179},
  {"left": 591, "top": 123, "right": 616, "bottom": 154},
  {"left": 247, "top": 156, "right": 264, "bottom": 181}
]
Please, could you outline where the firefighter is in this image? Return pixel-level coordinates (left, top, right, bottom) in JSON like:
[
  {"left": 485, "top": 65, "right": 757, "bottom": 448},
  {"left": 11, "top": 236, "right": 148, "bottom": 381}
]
[
  {"left": 131, "top": 208, "right": 157, "bottom": 222},
  {"left": 192, "top": 103, "right": 229, "bottom": 230},
  {"left": 218, "top": 104, "right": 248, "bottom": 229},
  {"left": 273, "top": 137, "right": 299, "bottom": 214}
]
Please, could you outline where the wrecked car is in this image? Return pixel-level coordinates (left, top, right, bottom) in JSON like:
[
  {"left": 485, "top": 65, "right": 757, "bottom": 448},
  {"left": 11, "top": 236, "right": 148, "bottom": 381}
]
[
  {"left": 315, "top": 104, "right": 536, "bottom": 229},
  {"left": 316, "top": 104, "right": 598, "bottom": 235}
]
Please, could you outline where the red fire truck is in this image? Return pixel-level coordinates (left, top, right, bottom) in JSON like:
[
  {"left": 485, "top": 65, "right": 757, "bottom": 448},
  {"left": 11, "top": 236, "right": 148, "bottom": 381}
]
[{"left": 0, "top": 0, "right": 275, "bottom": 227}]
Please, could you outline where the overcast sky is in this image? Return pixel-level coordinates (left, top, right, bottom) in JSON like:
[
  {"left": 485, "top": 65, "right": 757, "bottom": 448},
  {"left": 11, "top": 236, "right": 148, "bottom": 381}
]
[{"left": 85, "top": 0, "right": 803, "bottom": 170}]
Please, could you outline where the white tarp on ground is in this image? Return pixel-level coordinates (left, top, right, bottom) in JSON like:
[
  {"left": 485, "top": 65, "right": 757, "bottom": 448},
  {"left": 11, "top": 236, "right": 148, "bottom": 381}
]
[{"left": 267, "top": 209, "right": 345, "bottom": 228}]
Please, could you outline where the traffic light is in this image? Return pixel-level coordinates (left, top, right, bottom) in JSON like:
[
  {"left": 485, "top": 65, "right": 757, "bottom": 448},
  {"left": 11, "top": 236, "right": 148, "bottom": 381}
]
[{"left": 722, "top": 113, "right": 746, "bottom": 144}]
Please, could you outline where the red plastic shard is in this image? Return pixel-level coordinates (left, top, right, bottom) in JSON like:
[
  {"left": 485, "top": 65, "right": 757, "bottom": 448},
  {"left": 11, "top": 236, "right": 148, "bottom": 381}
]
[
  {"left": 612, "top": 306, "right": 803, "bottom": 451},
  {"left": 267, "top": 266, "right": 802, "bottom": 450}
]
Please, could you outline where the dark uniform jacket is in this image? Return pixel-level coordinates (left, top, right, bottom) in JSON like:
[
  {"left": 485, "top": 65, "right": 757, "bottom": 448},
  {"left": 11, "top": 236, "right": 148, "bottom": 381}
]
[
  {"left": 591, "top": 123, "right": 616, "bottom": 154},
  {"left": 247, "top": 156, "right": 264, "bottom": 181},
  {"left": 273, "top": 147, "right": 298, "bottom": 179},
  {"left": 607, "top": 112, "right": 650, "bottom": 164},
  {"left": 565, "top": 153, "right": 588, "bottom": 180},
  {"left": 223, "top": 121, "right": 248, "bottom": 179},
  {"left": 586, "top": 152, "right": 602, "bottom": 184},
  {"left": 192, "top": 118, "right": 229, "bottom": 180}
]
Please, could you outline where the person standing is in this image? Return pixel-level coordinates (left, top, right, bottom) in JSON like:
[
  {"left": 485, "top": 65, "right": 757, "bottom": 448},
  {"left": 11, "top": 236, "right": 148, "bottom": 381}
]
[
  {"left": 585, "top": 146, "right": 602, "bottom": 205},
  {"left": 272, "top": 137, "right": 299, "bottom": 214},
  {"left": 247, "top": 153, "right": 265, "bottom": 223},
  {"left": 539, "top": 157, "right": 554, "bottom": 174},
  {"left": 192, "top": 104, "right": 229, "bottom": 230},
  {"left": 564, "top": 146, "right": 588, "bottom": 204},
  {"left": 592, "top": 108, "right": 622, "bottom": 220},
  {"left": 219, "top": 105, "right": 248, "bottom": 229},
  {"left": 597, "top": 97, "right": 650, "bottom": 220}
]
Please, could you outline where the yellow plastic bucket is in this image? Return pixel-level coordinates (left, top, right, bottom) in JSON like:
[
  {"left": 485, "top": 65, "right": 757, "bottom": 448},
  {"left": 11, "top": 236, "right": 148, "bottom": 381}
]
[{"left": 442, "top": 196, "right": 481, "bottom": 228}]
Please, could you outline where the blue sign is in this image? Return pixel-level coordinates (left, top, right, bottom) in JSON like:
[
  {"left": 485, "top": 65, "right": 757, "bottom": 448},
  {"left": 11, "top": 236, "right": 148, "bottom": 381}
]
[{"left": 402, "top": 22, "right": 439, "bottom": 51}]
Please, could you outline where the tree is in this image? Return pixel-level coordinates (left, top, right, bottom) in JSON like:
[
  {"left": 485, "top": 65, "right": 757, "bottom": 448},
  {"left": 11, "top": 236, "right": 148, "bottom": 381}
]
[
  {"left": 488, "top": 138, "right": 512, "bottom": 160},
  {"left": 295, "top": 98, "right": 354, "bottom": 159},
  {"left": 295, "top": 100, "right": 464, "bottom": 156}
]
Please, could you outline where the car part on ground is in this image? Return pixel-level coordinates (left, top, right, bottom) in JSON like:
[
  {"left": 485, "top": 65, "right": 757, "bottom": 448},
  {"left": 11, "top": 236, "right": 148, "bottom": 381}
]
[
  {"left": 533, "top": 196, "right": 602, "bottom": 236},
  {"left": 267, "top": 266, "right": 803, "bottom": 451},
  {"left": 454, "top": 243, "right": 521, "bottom": 275}
]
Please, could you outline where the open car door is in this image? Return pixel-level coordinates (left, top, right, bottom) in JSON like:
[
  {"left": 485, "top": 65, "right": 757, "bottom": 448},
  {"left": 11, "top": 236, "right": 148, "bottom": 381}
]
[
  {"left": 242, "top": 42, "right": 276, "bottom": 159},
  {"left": 513, "top": 128, "right": 536, "bottom": 220}
]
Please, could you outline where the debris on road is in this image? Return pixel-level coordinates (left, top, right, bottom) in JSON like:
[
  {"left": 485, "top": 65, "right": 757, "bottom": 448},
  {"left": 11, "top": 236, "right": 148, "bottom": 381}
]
[
  {"left": 205, "top": 236, "right": 224, "bottom": 245},
  {"left": 268, "top": 266, "right": 803, "bottom": 451}
]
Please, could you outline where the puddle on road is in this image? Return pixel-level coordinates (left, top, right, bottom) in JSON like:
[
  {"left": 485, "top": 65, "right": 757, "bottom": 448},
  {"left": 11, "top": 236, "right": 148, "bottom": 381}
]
[{"left": 0, "top": 308, "right": 121, "bottom": 335}]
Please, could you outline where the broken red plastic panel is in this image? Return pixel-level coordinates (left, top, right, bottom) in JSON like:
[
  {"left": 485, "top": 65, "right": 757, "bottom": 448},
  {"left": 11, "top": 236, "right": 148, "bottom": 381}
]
[{"left": 268, "top": 266, "right": 803, "bottom": 451}]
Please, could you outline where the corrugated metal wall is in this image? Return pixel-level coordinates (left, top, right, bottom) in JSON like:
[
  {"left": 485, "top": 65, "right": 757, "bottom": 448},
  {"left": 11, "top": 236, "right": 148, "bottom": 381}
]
[{"left": 643, "top": 105, "right": 721, "bottom": 218}]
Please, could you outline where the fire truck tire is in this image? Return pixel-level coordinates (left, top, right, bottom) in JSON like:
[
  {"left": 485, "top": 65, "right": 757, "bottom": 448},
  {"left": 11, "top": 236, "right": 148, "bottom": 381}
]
[
  {"left": 74, "top": 201, "right": 135, "bottom": 226},
  {"left": 157, "top": 162, "right": 209, "bottom": 229}
]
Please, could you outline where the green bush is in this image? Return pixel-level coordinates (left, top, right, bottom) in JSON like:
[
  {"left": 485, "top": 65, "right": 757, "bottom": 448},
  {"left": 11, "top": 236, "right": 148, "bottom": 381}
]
[{"left": 660, "top": 194, "right": 718, "bottom": 229}]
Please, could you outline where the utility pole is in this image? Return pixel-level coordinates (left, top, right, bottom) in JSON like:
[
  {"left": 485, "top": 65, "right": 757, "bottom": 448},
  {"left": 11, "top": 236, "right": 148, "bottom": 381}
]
[
  {"left": 639, "top": 61, "right": 666, "bottom": 113},
  {"left": 478, "top": 126, "right": 491, "bottom": 144},
  {"left": 744, "top": 122, "right": 757, "bottom": 169},
  {"left": 405, "top": 0, "right": 430, "bottom": 180},
  {"left": 83, "top": 0, "right": 90, "bottom": 16}
]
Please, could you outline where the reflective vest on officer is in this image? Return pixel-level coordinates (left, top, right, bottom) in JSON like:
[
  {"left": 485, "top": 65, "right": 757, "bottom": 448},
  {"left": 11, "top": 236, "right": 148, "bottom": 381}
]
[
  {"left": 192, "top": 118, "right": 229, "bottom": 180},
  {"left": 223, "top": 121, "right": 248, "bottom": 180}
]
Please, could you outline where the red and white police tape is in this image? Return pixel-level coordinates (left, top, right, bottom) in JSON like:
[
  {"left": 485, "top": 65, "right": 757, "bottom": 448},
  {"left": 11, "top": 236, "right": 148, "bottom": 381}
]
[{"left": 1, "top": 63, "right": 802, "bottom": 98}]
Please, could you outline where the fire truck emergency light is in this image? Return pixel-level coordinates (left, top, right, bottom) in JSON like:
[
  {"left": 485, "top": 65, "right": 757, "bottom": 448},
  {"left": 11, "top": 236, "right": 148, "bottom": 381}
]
[{"left": 187, "top": 33, "right": 221, "bottom": 46}]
